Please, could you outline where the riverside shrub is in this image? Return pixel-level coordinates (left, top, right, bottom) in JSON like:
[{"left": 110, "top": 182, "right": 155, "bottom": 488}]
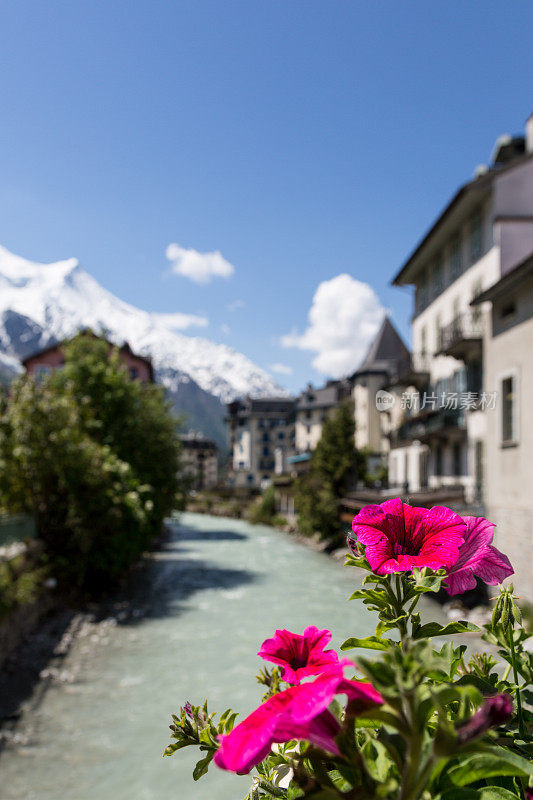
[
  {"left": 164, "top": 500, "right": 533, "bottom": 799},
  {"left": 0, "top": 335, "right": 184, "bottom": 593}
]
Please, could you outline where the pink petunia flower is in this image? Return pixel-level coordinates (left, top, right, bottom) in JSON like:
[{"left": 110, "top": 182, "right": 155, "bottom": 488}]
[
  {"left": 350, "top": 498, "right": 466, "bottom": 576},
  {"left": 444, "top": 516, "right": 513, "bottom": 595},
  {"left": 258, "top": 627, "right": 342, "bottom": 684},
  {"left": 213, "top": 668, "right": 383, "bottom": 774},
  {"left": 456, "top": 693, "right": 513, "bottom": 744}
]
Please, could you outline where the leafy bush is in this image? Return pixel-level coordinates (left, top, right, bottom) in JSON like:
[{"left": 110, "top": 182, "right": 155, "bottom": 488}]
[
  {"left": 0, "top": 334, "right": 185, "bottom": 593},
  {"left": 249, "top": 486, "right": 277, "bottom": 525},
  {"left": 0, "top": 554, "right": 45, "bottom": 618}
]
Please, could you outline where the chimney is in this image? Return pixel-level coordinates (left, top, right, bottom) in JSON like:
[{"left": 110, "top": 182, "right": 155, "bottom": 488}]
[{"left": 526, "top": 113, "right": 533, "bottom": 154}]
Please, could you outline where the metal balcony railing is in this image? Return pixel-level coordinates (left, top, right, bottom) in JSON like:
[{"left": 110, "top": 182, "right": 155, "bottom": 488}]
[{"left": 438, "top": 313, "right": 484, "bottom": 354}]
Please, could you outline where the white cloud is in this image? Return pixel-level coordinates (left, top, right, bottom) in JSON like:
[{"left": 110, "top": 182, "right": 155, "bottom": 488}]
[
  {"left": 165, "top": 243, "right": 235, "bottom": 284},
  {"left": 220, "top": 323, "right": 231, "bottom": 336},
  {"left": 269, "top": 362, "right": 293, "bottom": 375},
  {"left": 281, "top": 274, "right": 385, "bottom": 377},
  {"left": 152, "top": 312, "right": 208, "bottom": 330},
  {"left": 226, "top": 299, "right": 245, "bottom": 312}
]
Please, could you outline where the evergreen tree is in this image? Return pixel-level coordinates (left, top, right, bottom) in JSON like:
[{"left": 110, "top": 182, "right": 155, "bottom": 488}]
[{"left": 294, "top": 400, "right": 364, "bottom": 543}]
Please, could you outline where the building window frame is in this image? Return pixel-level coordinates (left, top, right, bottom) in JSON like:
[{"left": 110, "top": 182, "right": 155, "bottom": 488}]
[
  {"left": 470, "top": 209, "right": 484, "bottom": 264},
  {"left": 499, "top": 369, "right": 519, "bottom": 448},
  {"left": 450, "top": 234, "right": 462, "bottom": 280}
]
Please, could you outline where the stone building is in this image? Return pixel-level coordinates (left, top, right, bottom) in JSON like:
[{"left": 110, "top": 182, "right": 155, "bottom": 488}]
[
  {"left": 294, "top": 380, "right": 350, "bottom": 454},
  {"left": 226, "top": 396, "right": 295, "bottom": 488},
  {"left": 180, "top": 433, "right": 218, "bottom": 491}
]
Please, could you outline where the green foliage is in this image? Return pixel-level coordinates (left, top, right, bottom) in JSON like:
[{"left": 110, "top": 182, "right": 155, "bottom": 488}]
[
  {"left": 0, "top": 554, "right": 45, "bottom": 618},
  {"left": 294, "top": 401, "right": 364, "bottom": 543},
  {"left": 0, "top": 334, "right": 185, "bottom": 593},
  {"left": 165, "top": 555, "right": 533, "bottom": 800},
  {"left": 249, "top": 485, "right": 278, "bottom": 525}
]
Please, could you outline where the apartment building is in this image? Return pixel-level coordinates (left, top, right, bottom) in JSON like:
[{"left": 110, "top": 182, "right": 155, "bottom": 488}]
[
  {"left": 226, "top": 396, "right": 295, "bottom": 488},
  {"left": 388, "top": 115, "right": 533, "bottom": 515},
  {"left": 294, "top": 380, "right": 350, "bottom": 454},
  {"left": 180, "top": 433, "right": 218, "bottom": 491}
]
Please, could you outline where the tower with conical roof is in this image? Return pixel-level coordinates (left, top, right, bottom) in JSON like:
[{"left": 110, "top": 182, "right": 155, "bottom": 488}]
[{"left": 350, "top": 316, "right": 410, "bottom": 469}]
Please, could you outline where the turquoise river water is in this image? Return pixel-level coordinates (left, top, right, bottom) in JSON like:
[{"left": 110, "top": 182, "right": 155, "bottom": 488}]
[{"left": 0, "top": 512, "right": 449, "bottom": 800}]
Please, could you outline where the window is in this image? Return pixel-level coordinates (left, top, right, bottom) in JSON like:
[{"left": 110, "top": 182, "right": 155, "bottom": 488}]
[
  {"left": 501, "top": 375, "right": 517, "bottom": 445},
  {"left": 452, "top": 297, "right": 460, "bottom": 325},
  {"left": 416, "top": 277, "right": 428, "bottom": 313},
  {"left": 450, "top": 235, "right": 462, "bottom": 279},
  {"left": 500, "top": 301, "right": 516, "bottom": 319},
  {"left": 129, "top": 366, "right": 138, "bottom": 380},
  {"left": 435, "top": 314, "right": 442, "bottom": 351},
  {"left": 470, "top": 211, "right": 483, "bottom": 263},
  {"left": 435, "top": 446, "right": 443, "bottom": 476},
  {"left": 34, "top": 364, "right": 52, "bottom": 380},
  {"left": 453, "top": 442, "right": 462, "bottom": 476},
  {"left": 433, "top": 255, "right": 444, "bottom": 295},
  {"left": 420, "top": 326, "right": 427, "bottom": 357}
]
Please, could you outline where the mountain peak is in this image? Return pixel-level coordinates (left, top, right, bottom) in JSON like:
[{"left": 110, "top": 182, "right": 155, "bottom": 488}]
[{"left": 0, "top": 244, "right": 285, "bottom": 406}]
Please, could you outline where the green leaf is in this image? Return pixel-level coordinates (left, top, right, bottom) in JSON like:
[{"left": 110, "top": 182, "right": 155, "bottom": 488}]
[
  {"left": 360, "top": 737, "right": 395, "bottom": 782},
  {"left": 412, "top": 620, "right": 480, "bottom": 639},
  {"left": 192, "top": 753, "right": 212, "bottom": 781},
  {"left": 437, "top": 789, "right": 520, "bottom": 800},
  {"left": 341, "top": 635, "right": 392, "bottom": 651},
  {"left": 445, "top": 747, "right": 533, "bottom": 786}
]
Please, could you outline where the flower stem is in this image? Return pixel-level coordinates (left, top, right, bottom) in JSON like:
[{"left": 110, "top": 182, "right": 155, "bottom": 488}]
[{"left": 508, "top": 629, "right": 525, "bottom": 738}]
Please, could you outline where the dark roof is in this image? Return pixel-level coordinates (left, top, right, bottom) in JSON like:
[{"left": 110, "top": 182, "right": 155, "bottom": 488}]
[
  {"left": 296, "top": 380, "right": 347, "bottom": 410},
  {"left": 392, "top": 152, "right": 533, "bottom": 286},
  {"left": 351, "top": 317, "right": 410, "bottom": 379},
  {"left": 471, "top": 253, "right": 533, "bottom": 305},
  {"left": 180, "top": 435, "right": 218, "bottom": 452}
]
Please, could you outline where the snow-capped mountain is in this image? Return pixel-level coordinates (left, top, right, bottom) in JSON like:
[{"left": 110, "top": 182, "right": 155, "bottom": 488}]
[{"left": 0, "top": 245, "right": 287, "bottom": 443}]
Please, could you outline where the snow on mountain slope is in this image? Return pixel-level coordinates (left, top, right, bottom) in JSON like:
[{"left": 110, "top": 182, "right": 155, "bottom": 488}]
[{"left": 0, "top": 245, "right": 286, "bottom": 404}]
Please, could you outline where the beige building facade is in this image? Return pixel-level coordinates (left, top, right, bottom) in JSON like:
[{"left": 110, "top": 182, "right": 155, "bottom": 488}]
[
  {"left": 389, "top": 117, "right": 533, "bottom": 509},
  {"left": 294, "top": 380, "right": 350, "bottom": 454},
  {"left": 180, "top": 434, "right": 219, "bottom": 491},
  {"left": 472, "top": 255, "right": 533, "bottom": 600},
  {"left": 226, "top": 397, "right": 295, "bottom": 488}
]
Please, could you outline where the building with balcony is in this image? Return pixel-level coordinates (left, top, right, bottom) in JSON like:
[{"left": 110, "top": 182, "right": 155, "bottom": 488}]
[
  {"left": 388, "top": 113, "right": 533, "bottom": 518},
  {"left": 180, "top": 433, "right": 218, "bottom": 491},
  {"left": 294, "top": 379, "right": 350, "bottom": 454},
  {"left": 226, "top": 396, "right": 295, "bottom": 488}
]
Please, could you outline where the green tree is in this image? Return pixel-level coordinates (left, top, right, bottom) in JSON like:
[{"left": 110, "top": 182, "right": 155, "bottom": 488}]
[
  {"left": 0, "top": 334, "right": 185, "bottom": 593},
  {"left": 294, "top": 400, "right": 364, "bottom": 543}
]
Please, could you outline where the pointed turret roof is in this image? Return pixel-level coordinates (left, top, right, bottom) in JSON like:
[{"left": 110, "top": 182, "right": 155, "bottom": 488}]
[{"left": 351, "top": 316, "right": 410, "bottom": 378}]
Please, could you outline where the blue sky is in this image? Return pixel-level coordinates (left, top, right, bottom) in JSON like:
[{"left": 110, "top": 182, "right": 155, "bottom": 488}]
[{"left": 0, "top": 0, "right": 532, "bottom": 393}]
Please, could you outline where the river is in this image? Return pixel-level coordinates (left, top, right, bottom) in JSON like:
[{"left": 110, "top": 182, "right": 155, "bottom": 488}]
[{"left": 0, "top": 512, "right": 450, "bottom": 800}]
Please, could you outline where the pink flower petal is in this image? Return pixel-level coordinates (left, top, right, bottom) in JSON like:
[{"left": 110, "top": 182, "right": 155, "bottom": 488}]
[
  {"left": 258, "top": 627, "right": 340, "bottom": 684},
  {"left": 214, "top": 665, "right": 383, "bottom": 774},
  {"left": 445, "top": 516, "right": 513, "bottom": 596},
  {"left": 352, "top": 499, "right": 466, "bottom": 576}
]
